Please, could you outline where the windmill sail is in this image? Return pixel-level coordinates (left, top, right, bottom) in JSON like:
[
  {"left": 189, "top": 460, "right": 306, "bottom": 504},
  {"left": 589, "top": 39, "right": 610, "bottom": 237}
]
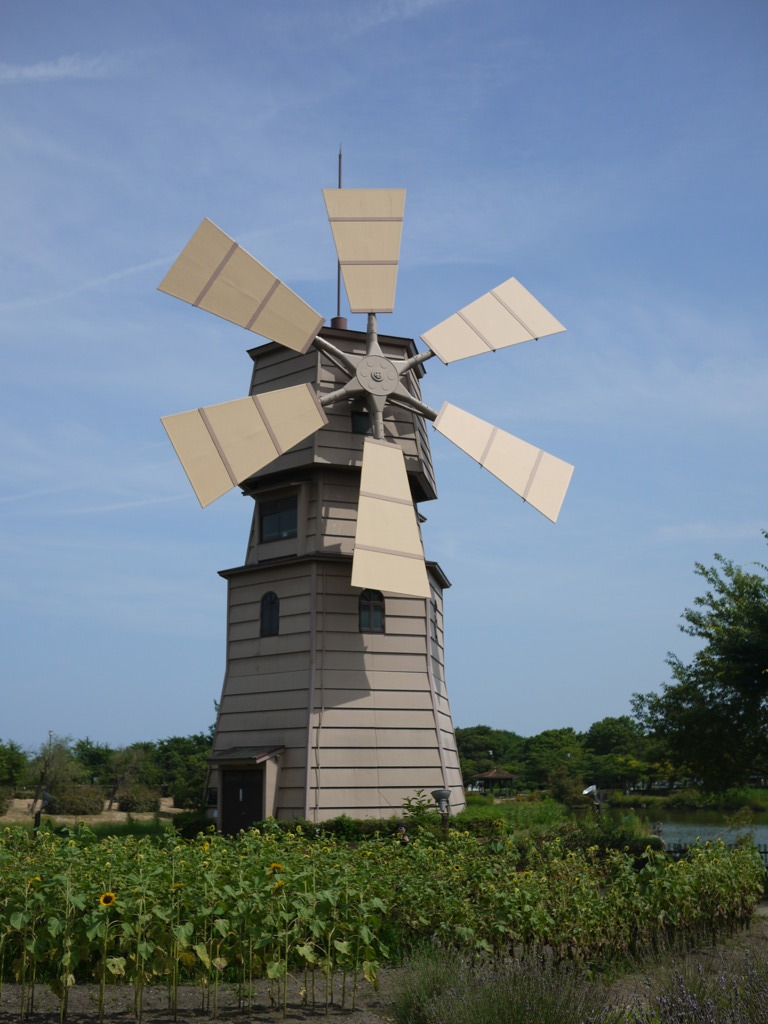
[
  {"left": 434, "top": 402, "right": 573, "bottom": 523},
  {"left": 158, "top": 218, "right": 324, "bottom": 353},
  {"left": 323, "top": 188, "right": 405, "bottom": 313},
  {"left": 421, "top": 277, "right": 565, "bottom": 364},
  {"left": 352, "top": 438, "right": 431, "bottom": 598},
  {"left": 162, "top": 384, "right": 328, "bottom": 507}
]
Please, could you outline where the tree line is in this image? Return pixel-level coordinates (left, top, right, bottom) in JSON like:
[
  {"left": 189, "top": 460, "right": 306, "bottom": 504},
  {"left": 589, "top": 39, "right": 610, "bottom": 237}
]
[{"left": 0, "top": 730, "right": 212, "bottom": 813}]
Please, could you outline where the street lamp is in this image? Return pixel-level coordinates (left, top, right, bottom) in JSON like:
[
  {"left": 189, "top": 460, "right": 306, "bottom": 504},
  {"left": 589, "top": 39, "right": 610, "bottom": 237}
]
[{"left": 431, "top": 788, "right": 451, "bottom": 837}]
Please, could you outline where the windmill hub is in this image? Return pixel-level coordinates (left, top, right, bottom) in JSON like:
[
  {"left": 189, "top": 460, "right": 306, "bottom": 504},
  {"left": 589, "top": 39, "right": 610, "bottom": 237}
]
[{"left": 356, "top": 355, "right": 400, "bottom": 396}]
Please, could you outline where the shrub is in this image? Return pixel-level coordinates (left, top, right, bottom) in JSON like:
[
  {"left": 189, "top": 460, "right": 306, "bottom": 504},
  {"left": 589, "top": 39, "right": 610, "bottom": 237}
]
[
  {"left": 116, "top": 785, "right": 161, "bottom": 813},
  {"left": 391, "top": 945, "right": 624, "bottom": 1024},
  {"left": 0, "top": 787, "right": 11, "bottom": 815},
  {"left": 46, "top": 786, "right": 104, "bottom": 816},
  {"left": 172, "top": 810, "right": 212, "bottom": 838},
  {"left": 465, "top": 792, "right": 494, "bottom": 806},
  {"left": 171, "top": 787, "right": 205, "bottom": 810}
]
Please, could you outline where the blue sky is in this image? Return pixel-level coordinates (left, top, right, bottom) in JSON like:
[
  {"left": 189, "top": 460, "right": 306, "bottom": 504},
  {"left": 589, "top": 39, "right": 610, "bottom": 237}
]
[{"left": 2, "top": 0, "right": 767, "bottom": 753}]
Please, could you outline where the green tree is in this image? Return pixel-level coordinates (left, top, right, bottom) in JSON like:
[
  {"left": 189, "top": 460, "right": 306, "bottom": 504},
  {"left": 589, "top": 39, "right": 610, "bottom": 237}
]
[
  {"left": 455, "top": 725, "right": 525, "bottom": 786},
  {"left": 521, "top": 728, "right": 586, "bottom": 789},
  {"left": 73, "top": 738, "right": 115, "bottom": 786},
  {"left": 153, "top": 733, "right": 212, "bottom": 808},
  {"left": 0, "top": 740, "right": 29, "bottom": 790},
  {"left": 27, "top": 735, "right": 89, "bottom": 812},
  {"left": 583, "top": 716, "right": 653, "bottom": 789},
  {"left": 583, "top": 716, "right": 645, "bottom": 757},
  {"left": 632, "top": 534, "right": 768, "bottom": 790}
]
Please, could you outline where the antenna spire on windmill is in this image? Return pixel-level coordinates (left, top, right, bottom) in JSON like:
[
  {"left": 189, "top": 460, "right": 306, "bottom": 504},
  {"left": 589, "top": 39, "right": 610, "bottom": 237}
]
[
  {"left": 333, "top": 144, "right": 345, "bottom": 329},
  {"left": 157, "top": 176, "right": 573, "bottom": 830}
]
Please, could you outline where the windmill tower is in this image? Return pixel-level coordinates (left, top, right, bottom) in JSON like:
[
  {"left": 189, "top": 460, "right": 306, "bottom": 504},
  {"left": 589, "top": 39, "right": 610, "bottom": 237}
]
[{"left": 158, "top": 188, "right": 573, "bottom": 830}]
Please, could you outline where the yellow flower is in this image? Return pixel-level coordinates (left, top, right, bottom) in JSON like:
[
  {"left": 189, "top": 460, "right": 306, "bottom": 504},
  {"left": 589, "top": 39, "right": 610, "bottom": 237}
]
[
  {"left": 272, "top": 879, "right": 285, "bottom": 893},
  {"left": 267, "top": 862, "right": 284, "bottom": 875},
  {"left": 202, "top": 841, "right": 210, "bottom": 853},
  {"left": 99, "top": 892, "right": 116, "bottom": 907}
]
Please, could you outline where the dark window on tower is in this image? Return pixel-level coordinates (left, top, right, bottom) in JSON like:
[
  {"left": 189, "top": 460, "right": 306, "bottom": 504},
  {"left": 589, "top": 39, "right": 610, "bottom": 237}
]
[
  {"left": 259, "top": 496, "right": 298, "bottom": 543},
  {"left": 359, "top": 589, "right": 385, "bottom": 633},
  {"left": 260, "top": 591, "right": 280, "bottom": 637},
  {"left": 351, "top": 409, "right": 373, "bottom": 435}
]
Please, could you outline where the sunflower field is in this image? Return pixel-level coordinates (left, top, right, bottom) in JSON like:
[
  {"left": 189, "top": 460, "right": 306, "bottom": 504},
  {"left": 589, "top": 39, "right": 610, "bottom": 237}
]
[{"left": 0, "top": 823, "right": 763, "bottom": 1019}]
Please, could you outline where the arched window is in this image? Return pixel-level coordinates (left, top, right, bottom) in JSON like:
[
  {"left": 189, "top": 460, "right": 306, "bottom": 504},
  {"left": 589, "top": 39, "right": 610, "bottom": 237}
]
[
  {"left": 260, "top": 591, "right": 279, "bottom": 637},
  {"left": 359, "top": 589, "right": 385, "bottom": 633}
]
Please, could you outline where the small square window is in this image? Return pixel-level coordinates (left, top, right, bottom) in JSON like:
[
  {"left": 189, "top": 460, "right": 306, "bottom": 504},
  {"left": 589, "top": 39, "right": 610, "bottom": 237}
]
[{"left": 259, "top": 496, "right": 297, "bottom": 543}]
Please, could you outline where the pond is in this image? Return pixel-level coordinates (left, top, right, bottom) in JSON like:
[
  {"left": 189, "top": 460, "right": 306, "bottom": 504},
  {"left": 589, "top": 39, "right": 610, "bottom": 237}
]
[
  {"left": 576, "top": 805, "right": 768, "bottom": 848},
  {"left": 573, "top": 806, "right": 768, "bottom": 847}
]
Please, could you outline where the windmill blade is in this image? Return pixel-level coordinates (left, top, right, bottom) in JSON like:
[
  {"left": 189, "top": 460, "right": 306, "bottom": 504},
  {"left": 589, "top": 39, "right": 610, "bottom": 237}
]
[
  {"left": 162, "top": 383, "right": 327, "bottom": 507},
  {"left": 352, "top": 438, "right": 431, "bottom": 598},
  {"left": 158, "top": 218, "right": 324, "bottom": 353},
  {"left": 323, "top": 188, "right": 405, "bottom": 314},
  {"left": 434, "top": 402, "right": 573, "bottom": 523},
  {"left": 421, "top": 277, "right": 565, "bottom": 364}
]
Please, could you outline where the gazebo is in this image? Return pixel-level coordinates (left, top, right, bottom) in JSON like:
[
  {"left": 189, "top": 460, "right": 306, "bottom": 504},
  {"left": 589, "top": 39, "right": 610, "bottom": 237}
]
[{"left": 470, "top": 768, "right": 518, "bottom": 797}]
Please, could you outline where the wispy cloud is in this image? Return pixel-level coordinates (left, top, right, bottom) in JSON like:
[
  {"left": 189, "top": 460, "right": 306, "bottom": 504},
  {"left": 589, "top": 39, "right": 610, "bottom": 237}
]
[
  {"left": 0, "top": 257, "right": 169, "bottom": 313},
  {"left": 0, "top": 53, "right": 127, "bottom": 84},
  {"left": 346, "top": 0, "right": 456, "bottom": 36},
  {"left": 56, "top": 495, "right": 187, "bottom": 516}
]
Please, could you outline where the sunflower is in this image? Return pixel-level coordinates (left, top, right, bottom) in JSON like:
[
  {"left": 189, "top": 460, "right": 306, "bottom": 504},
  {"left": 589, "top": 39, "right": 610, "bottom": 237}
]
[
  {"left": 272, "top": 879, "right": 285, "bottom": 893},
  {"left": 267, "top": 862, "right": 284, "bottom": 875},
  {"left": 99, "top": 891, "right": 116, "bottom": 907}
]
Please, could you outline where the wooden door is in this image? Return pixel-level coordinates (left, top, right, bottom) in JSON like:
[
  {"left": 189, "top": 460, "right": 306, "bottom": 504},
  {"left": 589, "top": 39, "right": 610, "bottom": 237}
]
[{"left": 221, "top": 768, "right": 264, "bottom": 834}]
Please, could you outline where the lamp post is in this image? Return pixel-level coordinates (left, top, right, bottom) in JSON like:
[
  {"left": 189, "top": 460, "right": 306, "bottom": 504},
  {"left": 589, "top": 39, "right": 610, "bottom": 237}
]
[{"left": 431, "top": 788, "right": 451, "bottom": 838}]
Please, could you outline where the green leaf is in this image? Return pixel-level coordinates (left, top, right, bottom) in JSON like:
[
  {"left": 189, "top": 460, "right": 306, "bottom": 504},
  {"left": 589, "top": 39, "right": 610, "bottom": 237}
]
[
  {"left": 193, "top": 943, "right": 211, "bottom": 969},
  {"left": 48, "top": 916, "right": 64, "bottom": 937},
  {"left": 106, "top": 957, "right": 126, "bottom": 977},
  {"left": 362, "top": 960, "right": 379, "bottom": 990}
]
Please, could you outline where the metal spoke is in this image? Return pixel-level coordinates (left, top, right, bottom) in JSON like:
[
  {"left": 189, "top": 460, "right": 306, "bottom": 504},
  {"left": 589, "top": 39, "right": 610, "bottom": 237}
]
[{"left": 313, "top": 335, "right": 358, "bottom": 376}]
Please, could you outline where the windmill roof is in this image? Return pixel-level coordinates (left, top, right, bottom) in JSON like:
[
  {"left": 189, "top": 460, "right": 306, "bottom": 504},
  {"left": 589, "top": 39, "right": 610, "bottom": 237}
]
[{"left": 209, "top": 745, "right": 284, "bottom": 764}]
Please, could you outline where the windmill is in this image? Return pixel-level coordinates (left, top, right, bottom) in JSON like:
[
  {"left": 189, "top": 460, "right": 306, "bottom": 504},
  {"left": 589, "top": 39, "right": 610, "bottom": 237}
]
[{"left": 159, "top": 187, "right": 573, "bottom": 831}]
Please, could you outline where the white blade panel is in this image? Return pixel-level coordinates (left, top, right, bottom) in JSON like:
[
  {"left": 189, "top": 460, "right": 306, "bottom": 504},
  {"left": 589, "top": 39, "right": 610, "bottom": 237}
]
[
  {"left": 352, "top": 438, "right": 431, "bottom": 598},
  {"left": 162, "top": 383, "right": 327, "bottom": 507},
  {"left": 158, "top": 218, "right": 324, "bottom": 353},
  {"left": 323, "top": 188, "right": 405, "bottom": 313},
  {"left": 434, "top": 403, "right": 573, "bottom": 523},
  {"left": 421, "top": 277, "right": 566, "bottom": 364}
]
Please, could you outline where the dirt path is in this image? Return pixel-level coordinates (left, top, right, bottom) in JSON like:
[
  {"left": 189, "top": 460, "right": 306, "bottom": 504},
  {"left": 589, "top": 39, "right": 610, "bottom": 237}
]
[{"left": 0, "top": 970, "right": 400, "bottom": 1023}]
